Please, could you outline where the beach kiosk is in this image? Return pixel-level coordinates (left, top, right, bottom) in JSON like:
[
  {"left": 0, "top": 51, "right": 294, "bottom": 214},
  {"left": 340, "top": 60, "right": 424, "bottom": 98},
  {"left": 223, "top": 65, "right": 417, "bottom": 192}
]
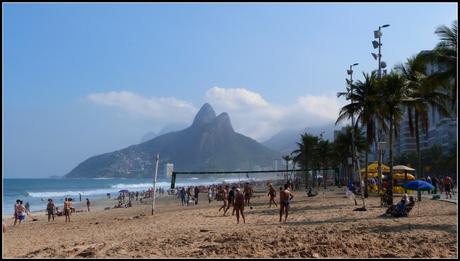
[
  {"left": 360, "top": 161, "right": 390, "bottom": 192},
  {"left": 393, "top": 165, "right": 416, "bottom": 194},
  {"left": 360, "top": 162, "right": 416, "bottom": 194}
]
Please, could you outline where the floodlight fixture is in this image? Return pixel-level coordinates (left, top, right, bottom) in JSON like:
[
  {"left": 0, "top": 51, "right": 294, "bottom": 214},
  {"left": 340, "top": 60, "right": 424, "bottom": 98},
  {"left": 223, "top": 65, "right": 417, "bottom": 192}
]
[
  {"left": 380, "top": 61, "right": 387, "bottom": 68},
  {"left": 374, "top": 30, "right": 382, "bottom": 39},
  {"left": 381, "top": 24, "right": 390, "bottom": 28},
  {"left": 347, "top": 69, "right": 352, "bottom": 75},
  {"left": 372, "top": 40, "right": 380, "bottom": 49},
  {"left": 352, "top": 63, "right": 359, "bottom": 66},
  {"left": 346, "top": 79, "right": 351, "bottom": 85},
  {"left": 371, "top": 53, "right": 378, "bottom": 60}
]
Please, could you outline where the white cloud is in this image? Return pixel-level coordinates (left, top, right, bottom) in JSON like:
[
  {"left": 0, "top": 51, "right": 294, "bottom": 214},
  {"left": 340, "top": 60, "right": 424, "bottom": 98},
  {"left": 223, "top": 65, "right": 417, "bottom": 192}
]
[
  {"left": 87, "top": 88, "right": 346, "bottom": 142},
  {"left": 87, "top": 91, "right": 197, "bottom": 124},
  {"left": 205, "top": 87, "right": 346, "bottom": 141}
]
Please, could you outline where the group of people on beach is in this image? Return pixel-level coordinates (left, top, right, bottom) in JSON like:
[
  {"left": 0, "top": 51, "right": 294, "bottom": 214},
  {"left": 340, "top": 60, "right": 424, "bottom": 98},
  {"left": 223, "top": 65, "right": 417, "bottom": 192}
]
[{"left": 214, "top": 181, "right": 294, "bottom": 224}]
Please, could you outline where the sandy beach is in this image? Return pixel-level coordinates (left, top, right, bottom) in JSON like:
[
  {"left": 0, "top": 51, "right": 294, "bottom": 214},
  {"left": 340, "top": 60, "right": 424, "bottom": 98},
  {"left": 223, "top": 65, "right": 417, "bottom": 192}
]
[{"left": 2, "top": 187, "right": 457, "bottom": 258}]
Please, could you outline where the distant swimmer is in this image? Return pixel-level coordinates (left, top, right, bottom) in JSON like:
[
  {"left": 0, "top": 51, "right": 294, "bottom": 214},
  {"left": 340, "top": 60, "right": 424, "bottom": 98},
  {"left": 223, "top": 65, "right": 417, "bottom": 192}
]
[
  {"left": 234, "top": 188, "right": 246, "bottom": 224},
  {"left": 279, "top": 184, "right": 294, "bottom": 222}
]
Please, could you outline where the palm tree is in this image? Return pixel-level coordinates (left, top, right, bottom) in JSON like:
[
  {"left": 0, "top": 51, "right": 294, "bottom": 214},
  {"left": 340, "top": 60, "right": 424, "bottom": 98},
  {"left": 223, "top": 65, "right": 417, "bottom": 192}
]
[
  {"left": 337, "top": 71, "right": 384, "bottom": 197},
  {"left": 282, "top": 155, "right": 291, "bottom": 183},
  {"left": 421, "top": 20, "right": 457, "bottom": 105},
  {"left": 292, "top": 133, "right": 319, "bottom": 188},
  {"left": 317, "top": 134, "right": 332, "bottom": 189},
  {"left": 377, "top": 71, "right": 409, "bottom": 204},
  {"left": 331, "top": 126, "right": 366, "bottom": 187},
  {"left": 397, "top": 53, "right": 451, "bottom": 184}
]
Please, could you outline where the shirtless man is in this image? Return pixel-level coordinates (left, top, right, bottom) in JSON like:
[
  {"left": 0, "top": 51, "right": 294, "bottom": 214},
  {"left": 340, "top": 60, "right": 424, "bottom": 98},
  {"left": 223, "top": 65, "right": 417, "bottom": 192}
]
[
  {"left": 268, "top": 183, "right": 277, "bottom": 208},
  {"left": 244, "top": 182, "right": 254, "bottom": 208},
  {"left": 234, "top": 188, "right": 246, "bottom": 224},
  {"left": 47, "top": 199, "right": 55, "bottom": 222},
  {"left": 218, "top": 185, "right": 229, "bottom": 215},
  {"left": 64, "top": 198, "right": 72, "bottom": 222},
  {"left": 224, "top": 186, "right": 236, "bottom": 216},
  {"left": 279, "top": 184, "right": 294, "bottom": 222}
]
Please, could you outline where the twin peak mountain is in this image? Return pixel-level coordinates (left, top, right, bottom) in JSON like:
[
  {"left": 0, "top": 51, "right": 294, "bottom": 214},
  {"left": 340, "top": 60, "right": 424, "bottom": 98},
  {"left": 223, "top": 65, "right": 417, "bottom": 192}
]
[{"left": 66, "top": 103, "right": 280, "bottom": 178}]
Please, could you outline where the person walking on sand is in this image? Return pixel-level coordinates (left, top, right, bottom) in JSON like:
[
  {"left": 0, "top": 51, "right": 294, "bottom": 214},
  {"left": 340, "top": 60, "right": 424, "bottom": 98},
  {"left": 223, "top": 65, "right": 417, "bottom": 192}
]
[
  {"left": 47, "top": 199, "right": 55, "bottom": 222},
  {"left": 279, "top": 184, "right": 294, "bottom": 223},
  {"left": 218, "top": 185, "right": 229, "bottom": 215},
  {"left": 86, "top": 198, "right": 91, "bottom": 212},
  {"left": 268, "top": 183, "right": 277, "bottom": 208},
  {"left": 234, "top": 188, "right": 246, "bottom": 224}
]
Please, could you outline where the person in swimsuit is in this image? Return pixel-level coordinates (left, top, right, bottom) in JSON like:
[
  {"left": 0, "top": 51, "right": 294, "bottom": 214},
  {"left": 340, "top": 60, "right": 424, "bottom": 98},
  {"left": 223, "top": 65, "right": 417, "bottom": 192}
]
[
  {"left": 13, "top": 199, "right": 20, "bottom": 226},
  {"left": 233, "top": 188, "right": 246, "bottom": 224},
  {"left": 267, "top": 183, "right": 277, "bottom": 208},
  {"left": 64, "top": 198, "right": 72, "bottom": 222},
  {"left": 218, "top": 185, "right": 229, "bottom": 215},
  {"left": 279, "top": 184, "right": 294, "bottom": 222},
  {"left": 47, "top": 199, "right": 55, "bottom": 222},
  {"left": 16, "top": 201, "right": 26, "bottom": 225},
  {"left": 244, "top": 182, "right": 254, "bottom": 208},
  {"left": 224, "top": 186, "right": 236, "bottom": 216}
]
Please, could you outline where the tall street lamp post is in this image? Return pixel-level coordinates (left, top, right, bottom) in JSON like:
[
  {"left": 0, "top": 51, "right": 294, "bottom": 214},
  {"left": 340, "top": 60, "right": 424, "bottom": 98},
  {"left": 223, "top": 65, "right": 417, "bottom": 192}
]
[
  {"left": 372, "top": 24, "right": 390, "bottom": 201},
  {"left": 347, "top": 63, "right": 366, "bottom": 210}
]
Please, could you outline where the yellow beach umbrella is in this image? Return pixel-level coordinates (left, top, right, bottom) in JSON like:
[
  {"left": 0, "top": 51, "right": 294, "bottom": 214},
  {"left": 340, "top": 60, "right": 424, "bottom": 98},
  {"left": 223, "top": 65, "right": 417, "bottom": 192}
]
[{"left": 360, "top": 161, "right": 390, "bottom": 173}]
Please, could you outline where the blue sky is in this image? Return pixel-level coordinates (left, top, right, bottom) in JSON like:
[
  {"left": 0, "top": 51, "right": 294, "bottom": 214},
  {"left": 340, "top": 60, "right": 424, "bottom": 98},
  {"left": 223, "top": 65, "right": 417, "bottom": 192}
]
[{"left": 3, "top": 3, "right": 457, "bottom": 178}]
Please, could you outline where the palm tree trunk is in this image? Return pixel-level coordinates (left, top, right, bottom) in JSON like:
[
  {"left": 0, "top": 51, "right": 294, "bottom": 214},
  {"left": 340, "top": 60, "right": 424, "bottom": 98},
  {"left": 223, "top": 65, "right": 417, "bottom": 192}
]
[
  {"left": 388, "top": 118, "right": 394, "bottom": 205},
  {"left": 415, "top": 112, "right": 422, "bottom": 202},
  {"left": 364, "top": 149, "right": 369, "bottom": 198}
]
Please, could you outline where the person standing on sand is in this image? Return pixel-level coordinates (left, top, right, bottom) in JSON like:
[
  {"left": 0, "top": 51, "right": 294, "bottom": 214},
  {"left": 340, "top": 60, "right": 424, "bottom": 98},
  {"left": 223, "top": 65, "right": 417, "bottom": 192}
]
[
  {"left": 86, "top": 198, "right": 91, "bottom": 212},
  {"left": 16, "top": 201, "right": 26, "bottom": 225},
  {"left": 234, "top": 188, "right": 246, "bottom": 224},
  {"left": 186, "top": 187, "right": 193, "bottom": 206},
  {"left": 180, "top": 188, "right": 186, "bottom": 206},
  {"left": 244, "top": 182, "right": 254, "bottom": 208},
  {"left": 267, "top": 183, "right": 277, "bottom": 208},
  {"left": 47, "top": 199, "right": 55, "bottom": 222},
  {"left": 64, "top": 198, "right": 72, "bottom": 222},
  {"left": 13, "top": 199, "right": 20, "bottom": 226},
  {"left": 218, "top": 185, "right": 229, "bottom": 215},
  {"left": 208, "top": 187, "right": 213, "bottom": 204},
  {"left": 224, "top": 186, "right": 236, "bottom": 216},
  {"left": 444, "top": 176, "right": 453, "bottom": 199},
  {"left": 194, "top": 186, "right": 200, "bottom": 205},
  {"left": 279, "top": 184, "right": 294, "bottom": 222}
]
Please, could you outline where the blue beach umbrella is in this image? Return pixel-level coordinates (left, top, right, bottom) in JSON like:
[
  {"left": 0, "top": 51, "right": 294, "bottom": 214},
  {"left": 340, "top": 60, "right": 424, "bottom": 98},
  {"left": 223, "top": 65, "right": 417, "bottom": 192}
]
[
  {"left": 402, "top": 180, "right": 435, "bottom": 191},
  {"left": 402, "top": 180, "right": 434, "bottom": 216}
]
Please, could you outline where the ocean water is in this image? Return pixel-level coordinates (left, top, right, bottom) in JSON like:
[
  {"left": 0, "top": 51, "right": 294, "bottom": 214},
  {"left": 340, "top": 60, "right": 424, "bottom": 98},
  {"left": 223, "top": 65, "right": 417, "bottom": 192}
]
[
  {"left": 3, "top": 174, "right": 280, "bottom": 215},
  {"left": 3, "top": 178, "right": 189, "bottom": 215}
]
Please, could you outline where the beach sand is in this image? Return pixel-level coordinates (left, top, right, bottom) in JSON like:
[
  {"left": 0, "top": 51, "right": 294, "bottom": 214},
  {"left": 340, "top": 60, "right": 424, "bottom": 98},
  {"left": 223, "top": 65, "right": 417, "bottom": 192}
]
[{"left": 2, "top": 187, "right": 457, "bottom": 258}]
